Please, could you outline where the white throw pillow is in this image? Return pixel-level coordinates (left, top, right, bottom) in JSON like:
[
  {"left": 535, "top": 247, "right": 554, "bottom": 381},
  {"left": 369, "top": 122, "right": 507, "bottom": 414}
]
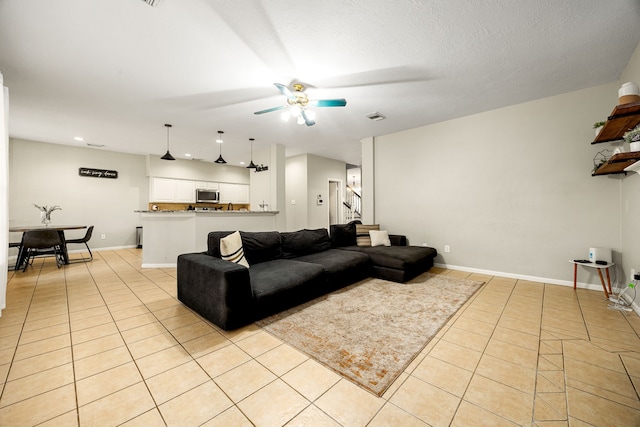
[
  {"left": 369, "top": 230, "right": 391, "bottom": 247},
  {"left": 220, "top": 231, "right": 249, "bottom": 268}
]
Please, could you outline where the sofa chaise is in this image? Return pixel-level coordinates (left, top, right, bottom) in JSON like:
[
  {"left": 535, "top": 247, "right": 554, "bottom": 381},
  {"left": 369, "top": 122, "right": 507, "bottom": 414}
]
[{"left": 177, "top": 224, "right": 437, "bottom": 330}]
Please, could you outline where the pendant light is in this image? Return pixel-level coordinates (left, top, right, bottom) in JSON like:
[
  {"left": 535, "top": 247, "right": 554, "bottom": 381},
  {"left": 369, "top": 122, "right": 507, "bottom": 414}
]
[
  {"left": 246, "top": 138, "right": 257, "bottom": 169},
  {"left": 214, "top": 131, "right": 227, "bottom": 164},
  {"left": 161, "top": 124, "right": 175, "bottom": 160}
]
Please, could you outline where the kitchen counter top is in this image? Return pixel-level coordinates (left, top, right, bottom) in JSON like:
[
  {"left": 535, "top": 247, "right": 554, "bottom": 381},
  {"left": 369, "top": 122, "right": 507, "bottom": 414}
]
[
  {"left": 138, "top": 209, "right": 281, "bottom": 267},
  {"left": 135, "top": 210, "right": 279, "bottom": 214}
]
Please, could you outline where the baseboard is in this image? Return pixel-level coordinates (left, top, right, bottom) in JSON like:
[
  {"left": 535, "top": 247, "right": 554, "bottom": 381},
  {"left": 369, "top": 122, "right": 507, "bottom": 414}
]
[
  {"left": 7, "top": 245, "right": 139, "bottom": 264},
  {"left": 141, "top": 263, "right": 175, "bottom": 269},
  {"left": 435, "top": 262, "right": 640, "bottom": 316}
]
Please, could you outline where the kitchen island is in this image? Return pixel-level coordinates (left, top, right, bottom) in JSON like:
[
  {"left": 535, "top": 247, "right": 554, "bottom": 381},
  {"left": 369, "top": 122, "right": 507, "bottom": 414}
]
[{"left": 137, "top": 210, "right": 280, "bottom": 267}]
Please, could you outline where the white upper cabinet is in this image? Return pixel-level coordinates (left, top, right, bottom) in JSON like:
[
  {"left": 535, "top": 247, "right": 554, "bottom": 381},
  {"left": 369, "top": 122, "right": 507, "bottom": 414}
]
[
  {"left": 150, "top": 177, "right": 176, "bottom": 202},
  {"left": 219, "top": 183, "right": 249, "bottom": 204},
  {"left": 175, "top": 180, "right": 196, "bottom": 203},
  {"left": 195, "top": 181, "right": 219, "bottom": 190},
  {"left": 150, "top": 178, "right": 195, "bottom": 203}
]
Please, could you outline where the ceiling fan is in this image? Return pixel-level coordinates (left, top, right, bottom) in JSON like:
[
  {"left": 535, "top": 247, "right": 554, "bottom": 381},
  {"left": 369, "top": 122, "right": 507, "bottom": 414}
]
[{"left": 254, "top": 83, "right": 347, "bottom": 126}]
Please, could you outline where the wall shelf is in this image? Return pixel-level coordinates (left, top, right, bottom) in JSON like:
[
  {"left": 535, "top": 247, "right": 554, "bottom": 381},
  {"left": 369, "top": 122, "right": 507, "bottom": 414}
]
[
  {"left": 624, "top": 159, "right": 640, "bottom": 175},
  {"left": 592, "top": 101, "right": 640, "bottom": 144},
  {"left": 592, "top": 151, "right": 640, "bottom": 176}
]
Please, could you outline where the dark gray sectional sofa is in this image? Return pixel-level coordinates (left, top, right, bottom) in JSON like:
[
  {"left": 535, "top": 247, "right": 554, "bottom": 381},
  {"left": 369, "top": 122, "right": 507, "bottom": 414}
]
[{"left": 177, "top": 224, "right": 437, "bottom": 330}]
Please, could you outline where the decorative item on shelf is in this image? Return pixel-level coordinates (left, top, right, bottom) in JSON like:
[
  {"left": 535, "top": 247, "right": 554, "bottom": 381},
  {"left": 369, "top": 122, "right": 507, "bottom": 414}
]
[
  {"left": 593, "top": 121, "right": 605, "bottom": 137},
  {"left": 161, "top": 124, "right": 175, "bottom": 161},
  {"left": 624, "top": 124, "right": 640, "bottom": 152},
  {"left": 246, "top": 138, "right": 257, "bottom": 169},
  {"left": 33, "top": 204, "right": 61, "bottom": 226},
  {"left": 214, "top": 131, "right": 227, "bottom": 164},
  {"left": 619, "top": 82, "right": 640, "bottom": 105},
  {"left": 592, "top": 149, "right": 612, "bottom": 174}
]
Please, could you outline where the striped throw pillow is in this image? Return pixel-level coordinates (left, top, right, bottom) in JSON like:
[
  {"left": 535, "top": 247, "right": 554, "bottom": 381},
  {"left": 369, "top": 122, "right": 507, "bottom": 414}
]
[
  {"left": 356, "top": 224, "right": 380, "bottom": 247},
  {"left": 220, "top": 231, "right": 249, "bottom": 268}
]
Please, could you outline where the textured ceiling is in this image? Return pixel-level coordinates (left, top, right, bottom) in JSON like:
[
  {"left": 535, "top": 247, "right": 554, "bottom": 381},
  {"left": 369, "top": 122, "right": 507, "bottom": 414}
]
[{"left": 1, "top": 0, "right": 639, "bottom": 166}]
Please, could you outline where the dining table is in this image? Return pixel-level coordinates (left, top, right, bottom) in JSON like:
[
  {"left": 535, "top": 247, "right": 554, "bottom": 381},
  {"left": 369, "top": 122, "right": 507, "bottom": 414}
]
[{"left": 9, "top": 225, "right": 87, "bottom": 270}]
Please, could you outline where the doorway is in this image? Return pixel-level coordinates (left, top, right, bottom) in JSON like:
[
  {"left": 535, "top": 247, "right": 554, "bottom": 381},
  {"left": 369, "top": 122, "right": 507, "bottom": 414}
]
[{"left": 328, "top": 180, "right": 341, "bottom": 226}]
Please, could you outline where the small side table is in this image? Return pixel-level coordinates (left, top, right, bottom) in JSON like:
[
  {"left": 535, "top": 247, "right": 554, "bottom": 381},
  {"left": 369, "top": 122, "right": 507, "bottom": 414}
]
[{"left": 570, "top": 260, "right": 614, "bottom": 298}]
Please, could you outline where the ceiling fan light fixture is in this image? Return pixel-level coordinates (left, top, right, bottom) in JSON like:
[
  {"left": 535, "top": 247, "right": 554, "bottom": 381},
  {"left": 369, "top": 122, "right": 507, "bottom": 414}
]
[
  {"left": 290, "top": 105, "right": 301, "bottom": 117},
  {"left": 297, "top": 116, "right": 305, "bottom": 125},
  {"left": 281, "top": 111, "right": 291, "bottom": 122},
  {"left": 161, "top": 124, "right": 175, "bottom": 161}
]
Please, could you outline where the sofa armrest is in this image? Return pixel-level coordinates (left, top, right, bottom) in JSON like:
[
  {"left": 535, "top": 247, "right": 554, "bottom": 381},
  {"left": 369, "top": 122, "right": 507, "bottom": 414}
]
[
  {"left": 389, "top": 234, "right": 407, "bottom": 246},
  {"left": 177, "top": 253, "right": 254, "bottom": 330}
]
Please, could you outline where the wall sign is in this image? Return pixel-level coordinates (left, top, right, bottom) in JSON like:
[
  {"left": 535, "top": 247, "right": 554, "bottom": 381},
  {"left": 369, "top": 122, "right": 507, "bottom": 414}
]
[{"left": 79, "top": 168, "right": 118, "bottom": 179}]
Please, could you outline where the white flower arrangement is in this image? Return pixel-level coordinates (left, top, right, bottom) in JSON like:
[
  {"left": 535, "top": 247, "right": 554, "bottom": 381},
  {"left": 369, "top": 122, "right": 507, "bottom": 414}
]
[
  {"left": 33, "top": 204, "right": 61, "bottom": 225},
  {"left": 33, "top": 204, "right": 62, "bottom": 215}
]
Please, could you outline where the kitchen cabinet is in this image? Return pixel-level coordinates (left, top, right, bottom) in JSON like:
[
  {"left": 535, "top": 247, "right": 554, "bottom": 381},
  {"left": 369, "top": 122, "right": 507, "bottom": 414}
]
[
  {"left": 175, "top": 180, "right": 196, "bottom": 202},
  {"left": 195, "top": 181, "right": 219, "bottom": 190},
  {"left": 150, "top": 177, "right": 195, "bottom": 203},
  {"left": 219, "top": 183, "right": 250, "bottom": 204}
]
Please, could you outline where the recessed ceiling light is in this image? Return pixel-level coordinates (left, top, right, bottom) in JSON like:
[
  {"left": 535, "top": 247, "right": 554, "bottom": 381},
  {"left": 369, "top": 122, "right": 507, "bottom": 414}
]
[
  {"left": 185, "top": 153, "right": 192, "bottom": 157},
  {"left": 74, "top": 136, "right": 84, "bottom": 141},
  {"left": 240, "top": 161, "right": 245, "bottom": 165}
]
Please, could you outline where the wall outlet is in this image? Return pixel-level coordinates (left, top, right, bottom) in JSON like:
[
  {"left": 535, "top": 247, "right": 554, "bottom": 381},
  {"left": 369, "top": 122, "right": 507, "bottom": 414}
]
[
  {"left": 101, "top": 234, "right": 106, "bottom": 240},
  {"left": 291, "top": 199, "right": 296, "bottom": 205},
  {"left": 444, "top": 245, "right": 450, "bottom": 253}
]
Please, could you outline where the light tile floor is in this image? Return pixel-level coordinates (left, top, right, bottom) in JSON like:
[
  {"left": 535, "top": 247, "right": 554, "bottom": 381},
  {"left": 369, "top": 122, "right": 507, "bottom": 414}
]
[{"left": 1, "top": 249, "right": 640, "bottom": 426}]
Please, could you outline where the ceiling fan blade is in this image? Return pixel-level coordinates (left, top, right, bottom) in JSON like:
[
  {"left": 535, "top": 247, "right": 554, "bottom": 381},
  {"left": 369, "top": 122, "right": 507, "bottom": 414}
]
[
  {"left": 254, "top": 105, "right": 288, "bottom": 115},
  {"left": 301, "top": 110, "right": 316, "bottom": 126},
  {"left": 274, "top": 83, "right": 296, "bottom": 101},
  {"left": 311, "top": 99, "right": 347, "bottom": 107}
]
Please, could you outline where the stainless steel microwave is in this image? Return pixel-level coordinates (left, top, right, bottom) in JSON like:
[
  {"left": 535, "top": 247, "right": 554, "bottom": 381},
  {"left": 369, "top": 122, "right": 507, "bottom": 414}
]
[{"left": 196, "top": 189, "right": 219, "bottom": 203}]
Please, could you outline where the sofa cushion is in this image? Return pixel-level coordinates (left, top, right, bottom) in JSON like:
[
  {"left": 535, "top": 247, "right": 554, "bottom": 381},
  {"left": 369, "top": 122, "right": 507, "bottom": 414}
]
[
  {"left": 330, "top": 221, "right": 359, "bottom": 247},
  {"left": 370, "top": 230, "right": 391, "bottom": 247},
  {"left": 294, "top": 249, "right": 371, "bottom": 288},
  {"left": 240, "top": 231, "right": 282, "bottom": 265},
  {"left": 341, "top": 245, "right": 437, "bottom": 271},
  {"left": 281, "top": 228, "right": 331, "bottom": 259},
  {"left": 249, "top": 259, "right": 325, "bottom": 302},
  {"left": 207, "top": 231, "right": 234, "bottom": 257},
  {"left": 356, "top": 224, "right": 380, "bottom": 247},
  {"left": 220, "top": 231, "right": 249, "bottom": 267}
]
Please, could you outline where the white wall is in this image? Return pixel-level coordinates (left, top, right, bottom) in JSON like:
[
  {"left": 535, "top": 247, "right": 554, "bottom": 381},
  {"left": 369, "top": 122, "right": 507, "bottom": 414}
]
[
  {"left": 147, "top": 154, "right": 249, "bottom": 184},
  {"left": 619, "top": 42, "right": 640, "bottom": 283},
  {"left": 285, "top": 155, "right": 308, "bottom": 232},
  {"left": 285, "top": 154, "right": 347, "bottom": 231},
  {"left": 9, "top": 139, "right": 148, "bottom": 250},
  {"left": 373, "top": 82, "right": 622, "bottom": 284}
]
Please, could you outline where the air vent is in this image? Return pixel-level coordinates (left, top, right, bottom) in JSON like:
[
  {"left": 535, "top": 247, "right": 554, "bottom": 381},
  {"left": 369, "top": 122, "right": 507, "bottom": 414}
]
[
  {"left": 86, "top": 143, "right": 105, "bottom": 148},
  {"left": 141, "top": 0, "right": 161, "bottom": 6},
  {"left": 365, "top": 112, "right": 386, "bottom": 121}
]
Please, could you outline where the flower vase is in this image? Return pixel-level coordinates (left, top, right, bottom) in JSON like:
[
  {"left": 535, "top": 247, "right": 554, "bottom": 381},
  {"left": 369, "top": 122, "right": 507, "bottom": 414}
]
[{"left": 41, "top": 211, "right": 51, "bottom": 226}]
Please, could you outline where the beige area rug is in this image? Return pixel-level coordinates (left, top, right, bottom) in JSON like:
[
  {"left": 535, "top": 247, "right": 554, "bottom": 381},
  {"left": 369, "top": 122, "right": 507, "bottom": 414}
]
[{"left": 256, "top": 272, "right": 485, "bottom": 396}]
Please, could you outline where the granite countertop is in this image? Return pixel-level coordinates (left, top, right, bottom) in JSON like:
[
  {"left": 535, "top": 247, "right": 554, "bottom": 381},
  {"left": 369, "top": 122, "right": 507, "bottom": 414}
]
[{"left": 135, "top": 210, "right": 279, "bottom": 214}]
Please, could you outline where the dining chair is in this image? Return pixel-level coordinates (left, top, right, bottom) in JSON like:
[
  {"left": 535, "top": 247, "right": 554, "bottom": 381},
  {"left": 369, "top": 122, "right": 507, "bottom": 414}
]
[
  {"left": 66, "top": 225, "right": 94, "bottom": 262},
  {"left": 21, "top": 230, "right": 64, "bottom": 271}
]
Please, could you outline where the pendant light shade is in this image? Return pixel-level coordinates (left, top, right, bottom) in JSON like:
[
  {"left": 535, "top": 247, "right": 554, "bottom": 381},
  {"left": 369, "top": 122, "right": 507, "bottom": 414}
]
[
  {"left": 246, "top": 138, "right": 257, "bottom": 169},
  {"left": 214, "top": 131, "right": 226, "bottom": 164},
  {"left": 161, "top": 124, "right": 175, "bottom": 160}
]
